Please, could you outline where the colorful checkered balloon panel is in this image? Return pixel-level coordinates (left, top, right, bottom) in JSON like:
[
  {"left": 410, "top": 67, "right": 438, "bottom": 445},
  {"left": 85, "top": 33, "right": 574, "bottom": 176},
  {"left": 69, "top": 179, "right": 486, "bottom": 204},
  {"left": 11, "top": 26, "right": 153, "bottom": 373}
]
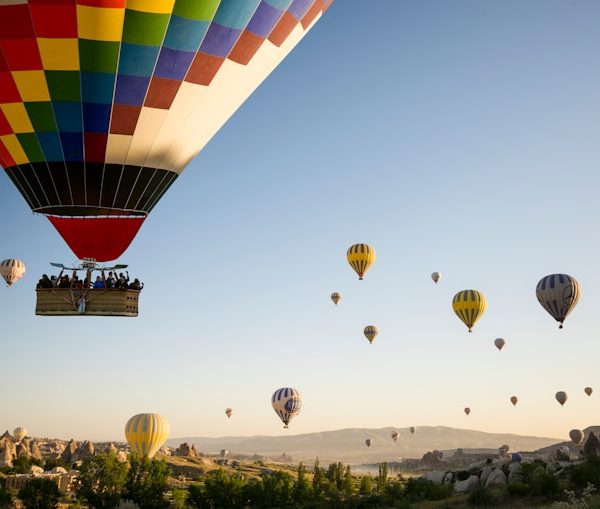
[{"left": 0, "top": 0, "right": 332, "bottom": 261}]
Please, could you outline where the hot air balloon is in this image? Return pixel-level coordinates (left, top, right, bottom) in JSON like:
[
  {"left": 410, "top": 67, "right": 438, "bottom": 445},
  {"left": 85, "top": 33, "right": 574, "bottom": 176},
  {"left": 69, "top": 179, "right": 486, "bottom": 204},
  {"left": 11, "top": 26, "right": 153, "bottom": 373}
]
[
  {"left": 391, "top": 431, "right": 399, "bottom": 442},
  {"left": 499, "top": 444, "right": 509, "bottom": 456},
  {"left": 494, "top": 338, "right": 505, "bottom": 351},
  {"left": 536, "top": 274, "right": 580, "bottom": 328},
  {"left": 431, "top": 272, "right": 441, "bottom": 284},
  {"left": 347, "top": 244, "right": 376, "bottom": 280},
  {"left": 0, "top": 259, "right": 25, "bottom": 286},
  {"left": 225, "top": 408, "right": 233, "bottom": 419},
  {"left": 272, "top": 387, "right": 302, "bottom": 428},
  {"left": 365, "top": 438, "right": 371, "bottom": 447},
  {"left": 409, "top": 426, "right": 415, "bottom": 434},
  {"left": 331, "top": 292, "right": 341, "bottom": 306},
  {"left": 511, "top": 453, "right": 522, "bottom": 462},
  {"left": 585, "top": 387, "right": 593, "bottom": 397},
  {"left": 13, "top": 427, "right": 27, "bottom": 442},
  {"left": 464, "top": 407, "right": 471, "bottom": 416},
  {"left": 510, "top": 396, "right": 518, "bottom": 406},
  {"left": 569, "top": 429, "right": 584, "bottom": 445},
  {"left": 363, "top": 325, "right": 378, "bottom": 344},
  {"left": 0, "top": 1, "right": 333, "bottom": 264},
  {"left": 555, "top": 391, "right": 567, "bottom": 406},
  {"left": 452, "top": 290, "right": 486, "bottom": 332},
  {"left": 125, "top": 413, "right": 169, "bottom": 459}
]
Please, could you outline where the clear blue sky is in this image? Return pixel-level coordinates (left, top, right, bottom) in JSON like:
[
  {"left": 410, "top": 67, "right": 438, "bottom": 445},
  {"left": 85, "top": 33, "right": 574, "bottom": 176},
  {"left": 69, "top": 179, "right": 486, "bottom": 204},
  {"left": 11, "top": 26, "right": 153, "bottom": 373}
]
[{"left": 2, "top": 0, "right": 600, "bottom": 442}]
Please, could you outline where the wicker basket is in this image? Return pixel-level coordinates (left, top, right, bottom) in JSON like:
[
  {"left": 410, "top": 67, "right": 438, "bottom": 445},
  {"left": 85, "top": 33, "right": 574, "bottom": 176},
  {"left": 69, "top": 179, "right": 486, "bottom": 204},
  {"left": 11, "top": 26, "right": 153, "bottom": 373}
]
[{"left": 36, "top": 288, "right": 140, "bottom": 317}]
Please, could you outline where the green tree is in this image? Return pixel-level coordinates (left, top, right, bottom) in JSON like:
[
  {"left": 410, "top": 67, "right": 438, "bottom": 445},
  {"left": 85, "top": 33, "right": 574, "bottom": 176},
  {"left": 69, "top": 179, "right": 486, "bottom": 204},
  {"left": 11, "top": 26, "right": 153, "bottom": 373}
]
[
  {"left": 342, "top": 465, "right": 354, "bottom": 496},
  {"left": 359, "top": 475, "right": 373, "bottom": 495},
  {"left": 293, "top": 462, "right": 311, "bottom": 504},
  {"left": 312, "top": 459, "right": 326, "bottom": 500},
  {"left": 76, "top": 451, "right": 128, "bottom": 509},
  {"left": 124, "top": 454, "right": 170, "bottom": 509},
  {"left": 0, "top": 485, "right": 13, "bottom": 509},
  {"left": 261, "top": 471, "right": 293, "bottom": 508},
  {"left": 376, "top": 462, "right": 388, "bottom": 493},
  {"left": 188, "top": 470, "right": 245, "bottom": 509},
  {"left": 18, "top": 478, "right": 60, "bottom": 509},
  {"left": 170, "top": 488, "right": 187, "bottom": 509}
]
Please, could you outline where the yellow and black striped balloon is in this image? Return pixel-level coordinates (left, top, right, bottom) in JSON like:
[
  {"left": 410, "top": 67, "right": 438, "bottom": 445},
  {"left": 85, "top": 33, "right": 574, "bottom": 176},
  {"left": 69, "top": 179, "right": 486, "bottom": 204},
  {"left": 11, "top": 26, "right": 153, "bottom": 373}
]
[
  {"left": 364, "top": 325, "right": 378, "bottom": 344},
  {"left": 347, "top": 244, "right": 376, "bottom": 280},
  {"left": 452, "top": 290, "right": 487, "bottom": 332},
  {"left": 125, "top": 413, "right": 170, "bottom": 459}
]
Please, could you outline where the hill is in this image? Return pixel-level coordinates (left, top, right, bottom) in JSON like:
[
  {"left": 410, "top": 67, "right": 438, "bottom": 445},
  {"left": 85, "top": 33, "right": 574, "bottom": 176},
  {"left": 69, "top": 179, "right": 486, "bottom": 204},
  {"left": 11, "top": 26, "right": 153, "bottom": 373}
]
[{"left": 169, "top": 426, "right": 561, "bottom": 464}]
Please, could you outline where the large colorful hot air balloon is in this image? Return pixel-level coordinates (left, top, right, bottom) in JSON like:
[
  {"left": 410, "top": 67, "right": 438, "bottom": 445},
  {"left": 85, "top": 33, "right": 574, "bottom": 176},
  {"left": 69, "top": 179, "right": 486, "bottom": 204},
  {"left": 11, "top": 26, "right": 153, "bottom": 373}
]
[
  {"left": 330, "top": 292, "right": 341, "bottom": 306},
  {"left": 0, "top": 1, "right": 333, "bottom": 262},
  {"left": 347, "top": 244, "right": 375, "bottom": 280},
  {"left": 363, "top": 325, "right": 378, "bottom": 344},
  {"left": 494, "top": 338, "right": 505, "bottom": 351},
  {"left": 452, "top": 290, "right": 487, "bottom": 332},
  {"left": 536, "top": 274, "right": 580, "bottom": 328},
  {"left": 125, "top": 413, "right": 169, "bottom": 458},
  {"left": 555, "top": 391, "right": 567, "bottom": 406},
  {"left": 0, "top": 259, "right": 25, "bottom": 286},
  {"left": 271, "top": 387, "right": 302, "bottom": 428},
  {"left": 13, "top": 427, "right": 27, "bottom": 442}
]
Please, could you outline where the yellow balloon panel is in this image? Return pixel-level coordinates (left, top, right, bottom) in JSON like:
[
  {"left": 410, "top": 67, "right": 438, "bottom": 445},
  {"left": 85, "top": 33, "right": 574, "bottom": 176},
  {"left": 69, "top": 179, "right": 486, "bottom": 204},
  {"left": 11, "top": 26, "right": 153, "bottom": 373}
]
[
  {"left": 452, "top": 289, "right": 486, "bottom": 332},
  {"left": 125, "top": 413, "right": 170, "bottom": 459}
]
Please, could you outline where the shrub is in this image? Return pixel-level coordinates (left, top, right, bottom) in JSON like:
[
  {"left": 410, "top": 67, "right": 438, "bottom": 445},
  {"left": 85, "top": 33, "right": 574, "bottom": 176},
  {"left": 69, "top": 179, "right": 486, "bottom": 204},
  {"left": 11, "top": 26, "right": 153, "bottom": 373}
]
[
  {"left": 468, "top": 486, "right": 498, "bottom": 506},
  {"left": 18, "top": 478, "right": 60, "bottom": 509},
  {"left": 0, "top": 485, "right": 13, "bottom": 509},
  {"left": 404, "top": 478, "right": 453, "bottom": 502},
  {"left": 521, "top": 461, "right": 560, "bottom": 498},
  {"left": 570, "top": 456, "right": 600, "bottom": 490}
]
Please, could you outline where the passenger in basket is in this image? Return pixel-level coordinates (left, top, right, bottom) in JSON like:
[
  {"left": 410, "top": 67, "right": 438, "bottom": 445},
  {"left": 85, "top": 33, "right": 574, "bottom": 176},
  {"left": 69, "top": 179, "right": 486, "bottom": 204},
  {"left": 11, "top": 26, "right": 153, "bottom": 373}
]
[
  {"left": 129, "top": 278, "right": 144, "bottom": 291},
  {"left": 93, "top": 276, "right": 105, "bottom": 289}
]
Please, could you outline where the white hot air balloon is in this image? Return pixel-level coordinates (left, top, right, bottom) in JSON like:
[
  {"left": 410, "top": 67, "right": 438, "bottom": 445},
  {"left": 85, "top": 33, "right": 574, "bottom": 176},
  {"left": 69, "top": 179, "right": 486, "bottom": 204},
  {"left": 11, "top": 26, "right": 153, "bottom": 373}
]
[
  {"left": 272, "top": 388, "right": 302, "bottom": 428},
  {"left": 13, "top": 427, "right": 27, "bottom": 442},
  {"left": 1, "top": 259, "right": 25, "bottom": 286}
]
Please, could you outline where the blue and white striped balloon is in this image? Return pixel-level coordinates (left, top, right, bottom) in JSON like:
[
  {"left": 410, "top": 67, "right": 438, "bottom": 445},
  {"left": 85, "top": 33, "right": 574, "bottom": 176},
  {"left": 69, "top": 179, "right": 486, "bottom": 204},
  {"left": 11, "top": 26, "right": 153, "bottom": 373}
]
[{"left": 271, "top": 387, "right": 303, "bottom": 428}]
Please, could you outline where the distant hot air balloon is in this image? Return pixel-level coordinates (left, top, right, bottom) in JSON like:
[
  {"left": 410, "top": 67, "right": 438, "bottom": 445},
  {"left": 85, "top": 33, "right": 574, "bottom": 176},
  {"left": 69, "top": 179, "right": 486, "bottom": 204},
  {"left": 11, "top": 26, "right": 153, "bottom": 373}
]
[
  {"left": 0, "top": 259, "right": 25, "bottom": 287},
  {"left": 220, "top": 449, "right": 229, "bottom": 458},
  {"left": 331, "top": 292, "right": 341, "bottom": 306},
  {"left": 363, "top": 325, "right": 378, "bottom": 344},
  {"left": 431, "top": 272, "right": 441, "bottom": 284},
  {"left": 536, "top": 274, "right": 580, "bottom": 328},
  {"left": 511, "top": 453, "right": 523, "bottom": 462},
  {"left": 555, "top": 391, "right": 568, "bottom": 406},
  {"left": 225, "top": 408, "right": 233, "bottom": 419},
  {"left": 0, "top": 2, "right": 333, "bottom": 263},
  {"left": 464, "top": 407, "right": 471, "bottom": 416},
  {"left": 409, "top": 426, "right": 415, "bottom": 434},
  {"left": 125, "top": 413, "right": 169, "bottom": 459},
  {"left": 569, "top": 429, "right": 584, "bottom": 445},
  {"left": 272, "top": 388, "right": 302, "bottom": 429},
  {"left": 347, "top": 244, "right": 376, "bottom": 280},
  {"left": 452, "top": 290, "right": 487, "bottom": 332},
  {"left": 585, "top": 387, "right": 593, "bottom": 396},
  {"left": 510, "top": 396, "right": 518, "bottom": 406},
  {"left": 499, "top": 444, "right": 509, "bottom": 455},
  {"left": 494, "top": 338, "right": 505, "bottom": 351},
  {"left": 13, "top": 427, "right": 27, "bottom": 442},
  {"left": 391, "top": 431, "right": 399, "bottom": 442},
  {"left": 365, "top": 438, "right": 371, "bottom": 447}
]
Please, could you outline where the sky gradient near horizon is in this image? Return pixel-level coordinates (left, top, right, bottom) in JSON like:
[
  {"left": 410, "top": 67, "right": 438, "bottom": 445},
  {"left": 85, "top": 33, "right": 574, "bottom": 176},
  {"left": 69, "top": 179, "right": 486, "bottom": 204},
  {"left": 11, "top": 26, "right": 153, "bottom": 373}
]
[{"left": 2, "top": 0, "right": 600, "bottom": 443}]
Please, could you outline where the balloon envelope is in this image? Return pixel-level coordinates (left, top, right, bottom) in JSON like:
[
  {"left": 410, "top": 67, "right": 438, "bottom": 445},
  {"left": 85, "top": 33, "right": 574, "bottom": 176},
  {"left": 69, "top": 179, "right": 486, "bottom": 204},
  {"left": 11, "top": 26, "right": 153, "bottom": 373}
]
[
  {"left": 464, "top": 407, "right": 471, "bottom": 416},
  {"left": 272, "top": 387, "right": 302, "bottom": 428},
  {"left": 510, "top": 396, "right": 518, "bottom": 406},
  {"left": 0, "top": 259, "right": 25, "bottom": 286},
  {"left": 0, "top": 1, "right": 332, "bottom": 261},
  {"left": 125, "top": 413, "right": 169, "bottom": 459},
  {"left": 347, "top": 244, "right": 376, "bottom": 280},
  {"left": 13, "top": 427, "right": 27, "bottom": 442},
  {"left": 409, "top": 426, "right": 415, "bottom": 434},
  {"left": 391, "top": 431, "right": 398, "bottom": 442},
  {"left": 363, "top": 325, "right": 378, "bottom": 344},
  {"left": 536, "top": 274, "right": 580, "bottom": 328},
  {"left": 494, "top": 338, "right": 505, "bottom": 351},
  {"left": 585, "top": 387, "right": 593, "bottom": 396},
  {"left": 569, "top": 429, "right": 584, "bottom": 445},
  {"left": 331, "top": 292, "right": 341, "bottom": 306},
  {"left": 225, "top": 408, "right": 233, "bottom": 418},
  {"left": 365, "top": 438, "right": 371, "bottom": 447},
  {"left": 452, "top": 290, "right": 487, "bottom": 332},
  {"left": 555, "top": 391, "right": 567, "bottom": 406},
  {"left": 431, "top": 272, "right": 441, "bottom": 284}
]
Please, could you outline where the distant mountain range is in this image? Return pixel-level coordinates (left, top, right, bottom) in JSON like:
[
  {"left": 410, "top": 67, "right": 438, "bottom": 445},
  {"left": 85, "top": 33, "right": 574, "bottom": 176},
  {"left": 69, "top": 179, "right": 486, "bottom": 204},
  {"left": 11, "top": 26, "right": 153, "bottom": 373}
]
[{"left": 169, "top": 426, "right": 562, "bottom": 464}]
